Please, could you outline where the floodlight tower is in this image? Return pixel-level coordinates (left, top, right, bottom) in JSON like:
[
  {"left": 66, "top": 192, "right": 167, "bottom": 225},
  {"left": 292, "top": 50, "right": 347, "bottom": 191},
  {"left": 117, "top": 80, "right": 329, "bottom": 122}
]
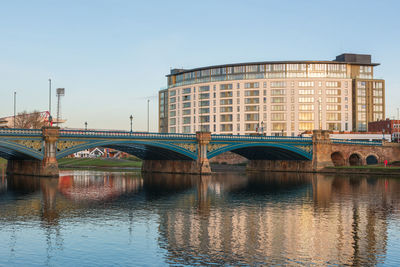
[{"left": 56, "top": 88, "right": 65, "bottom": 125}]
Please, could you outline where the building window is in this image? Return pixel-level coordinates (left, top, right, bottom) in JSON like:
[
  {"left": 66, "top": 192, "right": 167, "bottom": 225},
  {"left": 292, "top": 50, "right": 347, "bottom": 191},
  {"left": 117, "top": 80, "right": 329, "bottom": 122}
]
[
  {"left": 182, "top": 95, "right": 191, "bottom": 101},
  {"left": 220, "top": 124, "right": 233, "bottom": 132},
  {"left": 220, "top": 114, "right": 233, "bottom": 122},
  {"left": 199, "top": 108, "right": 210, "bottom": 114},
  {"left": 272, "top": 123, "right": 286, "bottom": 131},
  {"left": 326, "top": 113, "right": 341, "bottom": 121},
  {"left": 298, "top": 97, "right": 314, "bottom": 103},
  {"left": 220, "top": 91, "right": 233, "bottom": 98},
  {"left": 299, "top": 122, "right": 314, "bottom": 131},
  {"left": 299, "top": 112, "right": 314, "bottom": 121},
  {"left": 271, "top": 105, "right": 286, "bottom": 111},
  {"left": 199, "top": 86, "right": 210, "bottom": 92},
  {"left": 182, "top": 88, "right": 191, "bottom": 94},
  {"left": 270, "top": 81, "right": 286, "bottom": 88},
  {"left": 299, "top": 81, "right": 314, "bottom": 87},
  {"left": 299, "top": 89, "right": 314, "bottom": 95},
  {"left": 326, "top": 81, "right": 340, "bottom": 87},
  {"left": 220, "top": 84, "right": 233, "bottom": 90},
  {"left": 271, "top": 97, "right": 285, "bottom": 103},
  {"left": 220, "top": 106, "right": 233, "bottom": 113},
  {"left": 271, "top": 113, "right": 286, "bottom": 121},
  {"left": 244, "top": 82, "right": 259, "bottom": 88}
]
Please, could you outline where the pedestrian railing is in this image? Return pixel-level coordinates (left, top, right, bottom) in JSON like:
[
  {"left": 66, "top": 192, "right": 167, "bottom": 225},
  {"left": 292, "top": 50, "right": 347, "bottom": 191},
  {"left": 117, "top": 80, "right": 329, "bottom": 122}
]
[{"left": 0, "top": 128, "right": 42, "bottom": 136}]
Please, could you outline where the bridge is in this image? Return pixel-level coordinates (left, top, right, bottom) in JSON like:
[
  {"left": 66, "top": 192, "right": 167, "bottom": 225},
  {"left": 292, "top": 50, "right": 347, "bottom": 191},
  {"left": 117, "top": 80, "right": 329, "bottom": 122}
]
[{"left": 0, "top": 127, "right": 399, "bottom": 176}]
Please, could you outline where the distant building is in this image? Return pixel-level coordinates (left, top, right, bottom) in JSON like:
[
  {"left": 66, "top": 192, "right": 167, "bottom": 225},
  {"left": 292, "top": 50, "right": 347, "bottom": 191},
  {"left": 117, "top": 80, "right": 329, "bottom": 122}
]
[
  {"left": 368, "top": 119, "right": 400, "bottom": 142},
  {"left": 300, "top": 131, "right": 391, "bottom": 142},
  {"left": 73, "top": 148, "right": 105, "bottom": 158},
  {"left": 159, "top": 53, "right": 384, "bottom": 135},
  {"left": 330, "top": 132, "right": 391, "bottom": 142}
]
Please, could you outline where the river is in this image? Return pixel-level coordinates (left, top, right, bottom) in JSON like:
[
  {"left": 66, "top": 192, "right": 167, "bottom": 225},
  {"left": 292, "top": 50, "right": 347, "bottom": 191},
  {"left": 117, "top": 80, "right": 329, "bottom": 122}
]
[{"left": 0, "top": 169, "right": 400, "bottom": 266}]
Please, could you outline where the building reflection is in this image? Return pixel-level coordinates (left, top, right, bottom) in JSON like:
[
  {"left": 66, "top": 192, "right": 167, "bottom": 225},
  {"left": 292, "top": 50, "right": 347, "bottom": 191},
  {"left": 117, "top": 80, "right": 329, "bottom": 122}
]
[
  {"left": 58, "top": 170, "right": 143, "bottom": 202},
  {"left": 0, "top": 171, "right": 144, "bottom": 265},
  {"left": 157, "top": 172, "right": 396, "bottom": 266},
  {"left": 0, "top": 171, "right": 143, "bottom": 225}
]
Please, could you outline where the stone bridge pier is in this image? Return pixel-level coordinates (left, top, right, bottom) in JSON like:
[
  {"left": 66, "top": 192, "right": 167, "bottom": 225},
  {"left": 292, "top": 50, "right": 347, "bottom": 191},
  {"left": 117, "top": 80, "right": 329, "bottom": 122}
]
[
  {"left": 6, "top": 127, "right": 60, "bottom": 177},
  {"left": 141, "top": 131, "right": 212, "bottom": 175}
]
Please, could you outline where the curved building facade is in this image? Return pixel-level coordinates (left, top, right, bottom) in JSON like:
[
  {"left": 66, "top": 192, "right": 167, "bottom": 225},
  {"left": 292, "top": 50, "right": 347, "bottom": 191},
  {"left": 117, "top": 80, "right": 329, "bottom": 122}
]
[{"left": 159, "top": 53, "right": 384, "bottom": 135}]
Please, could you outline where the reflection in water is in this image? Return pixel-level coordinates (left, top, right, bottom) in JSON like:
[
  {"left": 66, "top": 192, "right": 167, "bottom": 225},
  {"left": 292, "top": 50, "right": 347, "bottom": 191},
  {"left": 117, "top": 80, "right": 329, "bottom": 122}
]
[
  {"left": 0, "top": 170, "right": 399, "bottom": 266},
  {"left": 58, "top": 170, "right": 143, "bottom": 202}
]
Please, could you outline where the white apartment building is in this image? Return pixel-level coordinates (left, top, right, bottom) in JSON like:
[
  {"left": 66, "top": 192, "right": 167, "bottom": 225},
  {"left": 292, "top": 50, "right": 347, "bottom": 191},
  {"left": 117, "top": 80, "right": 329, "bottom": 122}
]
[{"left": 159, "top": 54, "right": 385, "bottom": 136}]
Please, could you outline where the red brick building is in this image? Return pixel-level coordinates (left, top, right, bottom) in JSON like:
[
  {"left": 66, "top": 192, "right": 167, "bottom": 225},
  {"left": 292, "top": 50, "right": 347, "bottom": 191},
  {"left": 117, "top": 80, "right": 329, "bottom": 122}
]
[{"left": 368, "top": 119, "right": 400, "bottom": 141}]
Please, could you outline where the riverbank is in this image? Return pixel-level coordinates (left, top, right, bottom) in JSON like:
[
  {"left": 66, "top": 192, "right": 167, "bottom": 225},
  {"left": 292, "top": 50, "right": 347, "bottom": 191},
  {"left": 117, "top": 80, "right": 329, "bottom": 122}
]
[
  {"left": 322, "top": 165, "right": 400, "bottom": 175},
  {"left": 3, "top": 157, "right": 400, "bottom": 175},
  {"left": 58, "top": 158, "right": 142, "bottom": 169}
]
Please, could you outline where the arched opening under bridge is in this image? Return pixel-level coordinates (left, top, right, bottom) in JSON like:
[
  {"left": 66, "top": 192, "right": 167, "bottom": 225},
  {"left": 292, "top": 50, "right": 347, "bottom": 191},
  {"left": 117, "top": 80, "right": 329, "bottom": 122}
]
[
  {"left": 366, "top": 155, "right": 378, "bottom": 165},
  {"left": 349, "top": 153, "right": 362, "bottom": 166},
  {"left": 208, "top": 143, "right": 312, "bottom": 161},
  {"left": 331, "top": 152, "right": 345, "bottom": 166}
]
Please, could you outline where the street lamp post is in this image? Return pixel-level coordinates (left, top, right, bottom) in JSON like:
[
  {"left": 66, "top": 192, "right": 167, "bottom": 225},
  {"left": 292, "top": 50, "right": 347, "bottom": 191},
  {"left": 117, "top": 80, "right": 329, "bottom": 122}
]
[
  {"left": 85, "top": 122, "right": 88, "bottom": 131},
  {"left": 130, "top": 115, "right": 133, "bottom": 133},
  {"left": 147, "top": 99, "right": 150, "bottom": 132},
  {"left": 13, "top": 91, "right": 16, "bottom": 128},
  {"left": 48, "top": 78, "right": 52, "bottom": 116}
]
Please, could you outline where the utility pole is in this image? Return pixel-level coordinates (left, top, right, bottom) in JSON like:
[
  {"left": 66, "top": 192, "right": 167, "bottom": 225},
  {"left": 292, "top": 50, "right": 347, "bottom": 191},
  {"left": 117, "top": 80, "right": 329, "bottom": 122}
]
[
  {"left": 147, "top": 99, "right": 150, "bottom": 132},
  {"left": 13, "top": 91, "right": 16, "bottom": 128},
  {"left": 130, "top": 115, "right": 133, "bottom": 133},
  {"left": 48, "top": 79, "right": 52, "bottom": 125},
  {"left": 48, "top": 79, "right": 52, "bottom": 116}
]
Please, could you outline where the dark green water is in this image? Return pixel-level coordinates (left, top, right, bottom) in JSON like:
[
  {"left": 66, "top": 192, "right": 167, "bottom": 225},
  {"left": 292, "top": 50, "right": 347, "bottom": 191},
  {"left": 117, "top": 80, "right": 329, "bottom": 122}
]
[{"left": 0, "top": 169, "right": 400, "bottom": 266}]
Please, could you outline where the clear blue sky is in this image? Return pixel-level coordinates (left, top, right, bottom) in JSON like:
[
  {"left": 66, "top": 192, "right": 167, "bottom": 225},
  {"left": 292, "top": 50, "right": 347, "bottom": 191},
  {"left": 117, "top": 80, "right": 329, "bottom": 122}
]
[{"left": 0, "top": 0, "right": 399, "bottom": 131}]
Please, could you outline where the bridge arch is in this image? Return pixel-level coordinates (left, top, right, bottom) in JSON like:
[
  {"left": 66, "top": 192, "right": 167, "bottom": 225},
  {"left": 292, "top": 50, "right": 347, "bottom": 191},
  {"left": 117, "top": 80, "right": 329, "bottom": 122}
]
[
  {"left": 349, "top": 153, "right": 363, "bottom": 166},
  {"left": 56, "top": 140, "right": 197, "bottom": 161},
  {"left": 207, "top": 143, "right": 312, "bottom": 161},
  {"left": 331, "top": 152, "right": 345, "bottom": 166},
  {"left": 366, "top": 154, "right": 378, "bottom": 165},
  {"left": 0, "top": 141, "right": 43, "bottom": 160}
]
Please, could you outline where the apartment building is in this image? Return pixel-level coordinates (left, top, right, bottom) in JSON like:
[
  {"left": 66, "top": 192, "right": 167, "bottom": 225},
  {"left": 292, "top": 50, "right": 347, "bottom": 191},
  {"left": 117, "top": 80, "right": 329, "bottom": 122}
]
[{"left": 159, "top": 53, "right": 384, "bottom": 135}]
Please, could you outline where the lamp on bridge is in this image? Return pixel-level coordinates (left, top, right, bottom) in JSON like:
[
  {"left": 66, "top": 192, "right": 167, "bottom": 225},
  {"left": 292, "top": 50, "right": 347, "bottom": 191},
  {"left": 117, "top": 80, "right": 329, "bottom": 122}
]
[
  {"left": 130, "top": 115, "right": 133, "bottom": 133},
  {"left": 85, "top": 121, "right": 88, "bottom": 131},
  {"left": 261, "top": 121, "right": 264, "bottom": 136}
]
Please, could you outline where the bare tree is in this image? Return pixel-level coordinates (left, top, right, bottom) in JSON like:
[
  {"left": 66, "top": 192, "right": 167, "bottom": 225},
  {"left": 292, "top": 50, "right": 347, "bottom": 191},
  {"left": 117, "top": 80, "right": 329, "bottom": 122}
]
[{"left": 14, "top": 110, "right": 47, "bottom": 129}]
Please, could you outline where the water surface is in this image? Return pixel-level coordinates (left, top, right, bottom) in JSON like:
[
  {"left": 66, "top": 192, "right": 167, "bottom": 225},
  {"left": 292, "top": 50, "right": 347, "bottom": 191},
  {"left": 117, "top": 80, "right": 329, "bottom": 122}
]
[{"left": 0, "top": 169, "right": 400, "bottom": 266}]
